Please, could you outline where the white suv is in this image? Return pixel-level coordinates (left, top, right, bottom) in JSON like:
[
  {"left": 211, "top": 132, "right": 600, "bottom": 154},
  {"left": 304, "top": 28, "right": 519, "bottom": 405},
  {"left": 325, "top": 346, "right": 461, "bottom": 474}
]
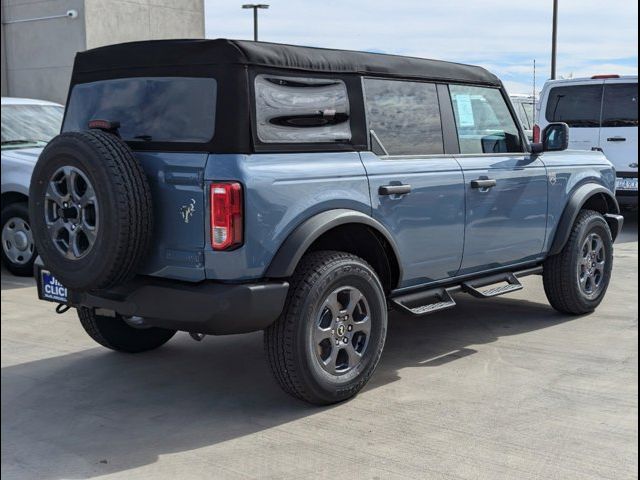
[{"left": 536, "top": 75, "right": 638, "bottom": 208}]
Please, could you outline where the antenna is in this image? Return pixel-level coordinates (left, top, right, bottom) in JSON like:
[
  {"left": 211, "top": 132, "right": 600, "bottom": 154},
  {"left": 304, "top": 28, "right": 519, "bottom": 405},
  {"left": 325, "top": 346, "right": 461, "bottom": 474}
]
[{"left": 533, "top": 59, "right": 536, "bottom": 104}]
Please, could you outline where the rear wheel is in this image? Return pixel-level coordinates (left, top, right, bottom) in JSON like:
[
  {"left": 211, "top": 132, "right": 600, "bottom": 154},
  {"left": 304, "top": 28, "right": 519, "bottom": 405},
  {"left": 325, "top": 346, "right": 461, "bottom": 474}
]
[
  {"left": 265, "top": 251, "right": 387, "bottom": 405},
  {"left": 1, "top": 202, "right": 36, "bottom": 276},
  {"left": 78, "top": 307, "right": 176, "bottom": 353},
  {"left": 543, "top": 210, "right": 614, "bottom": 314}
]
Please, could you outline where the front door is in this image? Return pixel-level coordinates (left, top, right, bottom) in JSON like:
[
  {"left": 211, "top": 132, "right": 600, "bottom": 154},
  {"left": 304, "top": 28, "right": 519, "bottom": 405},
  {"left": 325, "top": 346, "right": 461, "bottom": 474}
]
[
  {"left": 447, "top": 84, "right": 548, "bottom": 275},
  {"left": 360, "top": 78, "right": 465, "bottom": 289}
]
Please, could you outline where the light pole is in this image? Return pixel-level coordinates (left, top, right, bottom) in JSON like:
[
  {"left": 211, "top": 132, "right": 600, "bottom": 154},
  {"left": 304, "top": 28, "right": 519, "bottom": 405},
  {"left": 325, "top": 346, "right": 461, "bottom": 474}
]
[
  {"left": 551, "top": 0, "right": 558, "bottom": 79},
  {"left": 242, "top": 4, "right": 269, "bottom": 42}
]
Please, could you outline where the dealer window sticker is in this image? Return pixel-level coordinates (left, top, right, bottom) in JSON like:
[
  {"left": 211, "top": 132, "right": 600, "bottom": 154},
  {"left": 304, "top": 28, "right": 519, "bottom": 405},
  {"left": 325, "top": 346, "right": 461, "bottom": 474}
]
[{"left": 454, "top": 94, "right": 475, "bottom": 127}]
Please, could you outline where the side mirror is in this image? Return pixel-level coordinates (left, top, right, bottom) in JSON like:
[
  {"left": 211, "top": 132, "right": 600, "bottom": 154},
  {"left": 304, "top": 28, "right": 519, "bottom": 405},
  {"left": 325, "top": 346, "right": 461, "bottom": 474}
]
[{"left": 532, "top": 122, "right": 570, "bottom": 154}]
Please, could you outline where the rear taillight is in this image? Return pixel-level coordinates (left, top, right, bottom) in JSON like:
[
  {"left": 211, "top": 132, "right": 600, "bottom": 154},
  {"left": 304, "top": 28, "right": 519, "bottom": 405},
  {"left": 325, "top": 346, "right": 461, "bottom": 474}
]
[
  {"left": 533, "top": 124, "right": 541, "bottom": 143},
  {"left": 210, "top": 182, "right": 243, "bottom": 250}
]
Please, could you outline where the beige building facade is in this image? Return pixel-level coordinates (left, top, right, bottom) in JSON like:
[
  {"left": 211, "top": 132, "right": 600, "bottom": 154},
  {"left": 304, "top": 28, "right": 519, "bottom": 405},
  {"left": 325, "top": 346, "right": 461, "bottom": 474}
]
[{"left": 1, "top": 0, "right": 204, "bottom": 103}]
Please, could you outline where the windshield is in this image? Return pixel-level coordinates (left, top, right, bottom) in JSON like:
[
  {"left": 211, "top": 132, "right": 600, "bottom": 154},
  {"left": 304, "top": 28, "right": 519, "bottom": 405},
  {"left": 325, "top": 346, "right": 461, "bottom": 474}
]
[
  {"left": 1, "top": 104, "right": 64, "bottom": 149},
  {"left": 63, "top": 77, "right": 217, "bottom": 143}
]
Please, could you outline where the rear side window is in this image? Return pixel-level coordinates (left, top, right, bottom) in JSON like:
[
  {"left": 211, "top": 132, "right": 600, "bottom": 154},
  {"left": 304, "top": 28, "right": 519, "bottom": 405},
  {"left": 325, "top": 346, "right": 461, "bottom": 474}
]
[
  {"left": 449, "top": 85, "right": 523, "bottom": 154},
  {"left": 64, "top": 77, "right": 217, "bottom": 143},
  {"left": 254, "top": 75, "right": 351, "bottom": 144},
  {"left": 363, "top": 78, "right": 443, "bottom": 155},
  {"left": 545, "top": 84, "right": 602, "bottom": 127},
  {"left": 602, "top": 83, "right": 638, "bottom": 127}
]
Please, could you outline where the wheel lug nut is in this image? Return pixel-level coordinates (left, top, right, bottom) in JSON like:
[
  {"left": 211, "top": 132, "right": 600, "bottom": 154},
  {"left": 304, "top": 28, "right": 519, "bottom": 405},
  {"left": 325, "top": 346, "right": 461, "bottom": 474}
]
[
  {"left": 347, "top": 325, "right": 353, "bottom": 332},
  {"left": 335, "top": 340, "right": 340, "bottom": 346},
  {"left": 343, "top": 337, "right": 348, "bottom": 344}
]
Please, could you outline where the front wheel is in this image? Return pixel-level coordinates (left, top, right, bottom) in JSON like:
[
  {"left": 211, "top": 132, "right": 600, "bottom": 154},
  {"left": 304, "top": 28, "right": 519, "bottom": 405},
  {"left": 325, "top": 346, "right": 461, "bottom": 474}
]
[
  {"left": 265, "top": 251, "right": 387, "bottom": 405},
  {"left": 543, "top": 210, "right": 614, "bottom": 314},
  {"left": 1, "top": 202, "right": 37, "bottom": 276}
]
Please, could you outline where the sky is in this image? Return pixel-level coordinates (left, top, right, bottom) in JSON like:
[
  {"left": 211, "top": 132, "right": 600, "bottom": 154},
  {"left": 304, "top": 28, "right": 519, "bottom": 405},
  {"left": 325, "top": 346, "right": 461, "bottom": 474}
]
[{"left": 204, "top": 0, "right": 638, "bottom": 95}]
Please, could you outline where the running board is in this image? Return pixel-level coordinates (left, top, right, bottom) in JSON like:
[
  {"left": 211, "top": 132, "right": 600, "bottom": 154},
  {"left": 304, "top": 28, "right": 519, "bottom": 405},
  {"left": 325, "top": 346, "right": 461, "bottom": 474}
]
[
  {"left": 392, "top": 288, "right": 456, "bottom": 316},
  {"left": 391, "top": 267, "right": 541, "bottom": 316},
  {"left": 461, "top": 272, "right": 523, "bottom": 298}
]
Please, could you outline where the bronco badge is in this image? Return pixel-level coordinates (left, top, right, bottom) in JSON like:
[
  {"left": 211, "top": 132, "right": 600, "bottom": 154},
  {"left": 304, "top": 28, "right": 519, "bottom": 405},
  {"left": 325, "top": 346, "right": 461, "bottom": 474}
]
[{"left": 180, "top": 198, "right": 196, "bottom": 224}]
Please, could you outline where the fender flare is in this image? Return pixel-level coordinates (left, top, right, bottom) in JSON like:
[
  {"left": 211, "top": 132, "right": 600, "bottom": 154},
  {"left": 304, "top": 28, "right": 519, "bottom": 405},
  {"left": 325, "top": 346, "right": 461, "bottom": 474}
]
[
  {"left": 265, "top": 209, "right": 403, "bottom": 279},
  {"left": 549, "top": 183, "right": 621, "bottom": 256}
]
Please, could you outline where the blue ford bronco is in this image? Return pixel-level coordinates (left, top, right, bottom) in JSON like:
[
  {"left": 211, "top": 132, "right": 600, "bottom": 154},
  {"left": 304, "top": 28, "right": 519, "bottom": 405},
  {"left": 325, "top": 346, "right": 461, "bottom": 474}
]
[{"left": 29, "top": 40, "right": 623, "bottom": 404}]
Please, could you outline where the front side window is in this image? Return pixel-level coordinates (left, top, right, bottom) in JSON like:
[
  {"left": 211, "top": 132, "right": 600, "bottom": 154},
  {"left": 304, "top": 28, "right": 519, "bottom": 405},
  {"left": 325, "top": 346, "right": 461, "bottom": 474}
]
[
  {"left": 1, "top": 104, "right": 64, "bottom": 149},
  {"left": 449, "top": 85, "right": 523, "bottom": 154},
  {"left": 545, "top": 84, "right": 602, "bottom": 128},
  {"left": 517, "top": 102, "right": 535, "bottom": 129},
  {"left": 63, "top": 77, "right": 217, "bottom": 143},
  {"left": 254, "top": 75, "right": 351, "bottom": 144},
  {"left": 602, "top": 82, "right": 638, "bottom": 127},
  {"left": 363, "top": 78, "right": 443, "bottom": 155}
]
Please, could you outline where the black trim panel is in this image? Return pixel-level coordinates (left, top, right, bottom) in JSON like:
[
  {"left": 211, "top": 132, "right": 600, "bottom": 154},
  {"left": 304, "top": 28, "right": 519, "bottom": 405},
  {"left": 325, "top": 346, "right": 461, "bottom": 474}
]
[
  {"left": 549, "top": 184, "right": 620, "bottom": 255},
  {"left": 266, "top": 209, "right": 403, "bottom": 281}
]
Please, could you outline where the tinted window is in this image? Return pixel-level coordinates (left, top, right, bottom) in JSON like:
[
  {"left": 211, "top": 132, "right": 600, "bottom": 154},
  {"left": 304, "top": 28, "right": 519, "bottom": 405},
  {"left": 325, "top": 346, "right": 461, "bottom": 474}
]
[
  {"left": 64, "top": 77, "right": 217, "bottom": 143},
  {"left": 363, "top": 78, "right": 443, "bottom": 155},
  {"left": 449, "top": 85, "right": 523, "bottom": 154},
  {"left": 602, "top": 83, "right": 638, "bottom": 127},
  {"left": 2, "top": 104, "right": 64, "bottom": 148},
  {"left": 255, "top": 75, "right": 351, "bottom": 143},
  {"left": 545, "top": 84, "right": 602, "bottom": 127}
]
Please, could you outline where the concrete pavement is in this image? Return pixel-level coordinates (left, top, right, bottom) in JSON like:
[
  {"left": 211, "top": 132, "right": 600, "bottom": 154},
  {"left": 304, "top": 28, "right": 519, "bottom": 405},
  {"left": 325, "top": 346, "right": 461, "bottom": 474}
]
[{"left": 1, "top": 213, "right": 637, "bottom": 480}]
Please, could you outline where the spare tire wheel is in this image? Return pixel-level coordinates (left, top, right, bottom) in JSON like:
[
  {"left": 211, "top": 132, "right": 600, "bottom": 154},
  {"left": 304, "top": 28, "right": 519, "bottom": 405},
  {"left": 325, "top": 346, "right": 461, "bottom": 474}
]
[{"left": 29, "top": 130, "right": 153, "bottom": 291}]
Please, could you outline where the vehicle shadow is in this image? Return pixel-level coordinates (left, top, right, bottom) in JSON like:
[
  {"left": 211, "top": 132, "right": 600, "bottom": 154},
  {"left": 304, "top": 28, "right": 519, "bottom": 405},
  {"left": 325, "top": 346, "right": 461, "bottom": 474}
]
[
  {"left": 2, "top": 293, "right": 579, "bottom": 480},
  {"left": 0, "top": 265, "right": 34, "bottom": 290}
]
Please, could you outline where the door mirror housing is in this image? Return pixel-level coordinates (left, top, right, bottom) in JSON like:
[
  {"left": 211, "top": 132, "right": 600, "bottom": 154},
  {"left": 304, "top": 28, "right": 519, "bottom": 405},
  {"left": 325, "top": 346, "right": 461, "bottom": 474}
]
[{"left": 531, "top": 122, "right": 570, "bottom": 154}]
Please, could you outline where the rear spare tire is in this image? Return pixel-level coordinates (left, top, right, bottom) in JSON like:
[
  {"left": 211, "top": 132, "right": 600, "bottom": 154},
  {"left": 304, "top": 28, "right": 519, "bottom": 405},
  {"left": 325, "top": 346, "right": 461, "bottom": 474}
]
[{"left": 29, "top": 130, "right": 152, "bottom": 291}]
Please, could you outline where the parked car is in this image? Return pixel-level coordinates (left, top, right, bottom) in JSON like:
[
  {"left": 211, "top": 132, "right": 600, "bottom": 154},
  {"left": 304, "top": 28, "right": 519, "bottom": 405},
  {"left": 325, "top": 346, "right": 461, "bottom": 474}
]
[
  {"left": 1, "top": 97, "right": 64, "bottom": 275},
  {"left": 509, "top": 94, "right": 536, "bottom": 140},
  {"left": 30, "top": 40, "right": 623, "bottom": 404},
  {"left": 536, "top": 75, "right": 638, "bottom": 208}
]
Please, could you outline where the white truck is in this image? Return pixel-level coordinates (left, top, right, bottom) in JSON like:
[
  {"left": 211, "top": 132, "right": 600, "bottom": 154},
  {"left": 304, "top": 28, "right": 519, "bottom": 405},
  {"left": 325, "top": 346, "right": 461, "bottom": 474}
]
[{"left": 536, "top": 75, "right": 638, "bottom": 209}]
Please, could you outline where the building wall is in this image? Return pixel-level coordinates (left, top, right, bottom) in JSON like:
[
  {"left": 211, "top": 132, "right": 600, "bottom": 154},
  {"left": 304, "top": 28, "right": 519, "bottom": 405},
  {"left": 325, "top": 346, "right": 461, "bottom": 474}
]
[
  {"left": 1, "top": 0, "right": 204, "bottom": 104},
  {"left": 1, "top": 0, "right": 85, "bottom": 103},
  {"left": 84, "top": 0, "right": 204, "bottom": 50}
]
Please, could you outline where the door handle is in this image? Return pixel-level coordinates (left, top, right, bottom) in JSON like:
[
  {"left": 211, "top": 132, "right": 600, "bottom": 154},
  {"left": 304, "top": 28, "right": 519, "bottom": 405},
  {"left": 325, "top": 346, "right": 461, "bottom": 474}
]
[
  {"left": 607, "top": 137, "right": 627, "bottom": 142},
  {"left": 470, "top": 178, "right": 497, "bottom": 189},
  {"left": 379, "top": 184, "right": 412, "bottom": 196}
]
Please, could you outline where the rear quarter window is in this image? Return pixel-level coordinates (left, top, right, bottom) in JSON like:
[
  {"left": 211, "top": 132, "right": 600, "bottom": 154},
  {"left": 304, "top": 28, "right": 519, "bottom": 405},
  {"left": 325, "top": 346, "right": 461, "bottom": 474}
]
[
  {"left": 63, "top": 77, "right": 217, "bottom": 143},
  {"left": 545, "top": 84, "right": 602, "bottom": 127},
  {"left": 254, "top": 74, "right": 351, "bottom": 144},
  {"left": 602, "top": 82, "right": 638, "bottom": 127}
]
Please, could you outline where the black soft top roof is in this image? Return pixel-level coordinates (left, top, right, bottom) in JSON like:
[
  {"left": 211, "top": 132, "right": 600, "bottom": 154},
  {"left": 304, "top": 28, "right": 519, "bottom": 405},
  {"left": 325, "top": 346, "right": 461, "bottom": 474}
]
[{"left": 73, "top": 38, "right": 500, "bottom": 86}]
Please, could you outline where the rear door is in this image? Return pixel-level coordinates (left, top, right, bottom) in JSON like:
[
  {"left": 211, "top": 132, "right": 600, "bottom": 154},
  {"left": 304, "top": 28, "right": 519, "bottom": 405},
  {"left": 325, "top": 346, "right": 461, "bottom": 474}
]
[
  {"left": 599, "top": 79, "right": 638, "bottom": 176},
  {"left": 360, "top": 78, "right": 465, "bottom": 288},
  {"left": 63, "top": 76, "right": 217, "bottom": 281},
  {"left": 543, "top": 81, "right": 604, "bottom": 151},
  {"left": 447, "top": 84, "right": 548, "bottom": 275}
]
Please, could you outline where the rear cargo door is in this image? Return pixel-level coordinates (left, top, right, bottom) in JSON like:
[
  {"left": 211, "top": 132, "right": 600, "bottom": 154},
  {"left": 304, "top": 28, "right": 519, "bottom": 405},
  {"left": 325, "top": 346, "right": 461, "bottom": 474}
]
[
  {"left": 134, "top": 152, "right": 208, "bottom": 281},
  {"left": 599, "top": 79, "right": 638, "bottom": 175}
]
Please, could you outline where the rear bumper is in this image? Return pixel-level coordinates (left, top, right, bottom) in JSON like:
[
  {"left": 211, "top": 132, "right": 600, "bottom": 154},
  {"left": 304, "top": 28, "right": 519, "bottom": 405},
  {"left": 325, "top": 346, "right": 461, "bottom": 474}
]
[
  {"left": 67, "top": 275, "right": 289, "bottom": 335},
  {"left": 616, "top": 172, "right": 638, "bottom": 207}
]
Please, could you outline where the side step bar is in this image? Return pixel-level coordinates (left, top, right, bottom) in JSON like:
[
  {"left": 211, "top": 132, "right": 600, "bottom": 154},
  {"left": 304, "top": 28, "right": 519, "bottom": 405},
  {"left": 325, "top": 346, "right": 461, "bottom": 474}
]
[
  {"left": 392, "top": 288, "right": 456, "bottom": 316},
  {"left": 461, "top": 272, "right": 523, "bottom": 298},
  {"left": 391, "top": 267, "right": 541, "bottom": 316}
]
